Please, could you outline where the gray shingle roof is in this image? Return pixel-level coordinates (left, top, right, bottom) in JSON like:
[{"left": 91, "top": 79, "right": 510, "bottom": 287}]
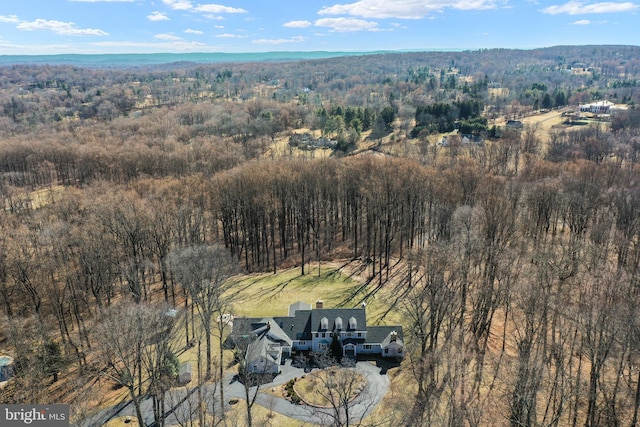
[
  {"left": 273, "top": 309, "right": 312, "bottom": 341},
  {"left": 378, "top": 326, "right": 404, "bottom": 348},
  {"left": 310, "top": 308, "right": 367, "bottom": 333},
  {"left": 231, "top": 304, "right": 401, "bottom": 347},
  {"left": 366, "top": 325, "right": 404, "bottom": 346},
  {"left": 246, "top": 337, "right": 279, "bottom": 366}
]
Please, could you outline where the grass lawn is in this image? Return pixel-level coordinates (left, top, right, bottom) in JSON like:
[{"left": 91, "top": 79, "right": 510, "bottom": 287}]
[
  {"left": 227, "top": 261, "right": 408, "bottom": 334},
  {"left": 229, "top": 263, "right": 370, "bottom": 318}
]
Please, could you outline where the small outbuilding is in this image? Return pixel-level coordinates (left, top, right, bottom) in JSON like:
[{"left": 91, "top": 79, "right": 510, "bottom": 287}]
[
  {"left": 506, "top": 120, "right": 523, "bottom": 129},
  {"left": 178, "top": 363, "right": 192, "bottom": 385},
  {"left": 0, "top": 355, "right": 15, "bottom": 385}
]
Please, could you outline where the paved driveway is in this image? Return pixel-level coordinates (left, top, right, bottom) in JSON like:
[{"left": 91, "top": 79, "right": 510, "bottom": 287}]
[
  {"left": 80, "top": 360, "right": 391, "bottom": 426},
  {"left": 221, "top": 360, "right": 391, "bottom": 425}
]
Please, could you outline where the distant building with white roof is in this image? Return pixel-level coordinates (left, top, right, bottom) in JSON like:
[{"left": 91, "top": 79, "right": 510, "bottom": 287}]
[{"left": 579, "top": 100, "right": 614, "bottom": 114}]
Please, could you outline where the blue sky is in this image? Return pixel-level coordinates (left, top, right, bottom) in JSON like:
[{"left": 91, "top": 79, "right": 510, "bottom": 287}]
[{"left": 0, "top": 0, "right": 638, "bottom": 55}]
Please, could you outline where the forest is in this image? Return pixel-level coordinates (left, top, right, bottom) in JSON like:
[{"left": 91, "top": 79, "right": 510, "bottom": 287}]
[{"left": 1, "top": 45, "right": 640, "bottom": 426}]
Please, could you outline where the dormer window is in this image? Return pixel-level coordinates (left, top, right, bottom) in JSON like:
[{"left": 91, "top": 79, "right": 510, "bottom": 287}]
[
  {"left": 349, "top": 316, "right": 357, "bottom": 330},
  {"left": 335, "top": 317, "right": 343, "bottom": 330},
  {"left": 320, "top": 317, "right": 329, "bottom": 331}
]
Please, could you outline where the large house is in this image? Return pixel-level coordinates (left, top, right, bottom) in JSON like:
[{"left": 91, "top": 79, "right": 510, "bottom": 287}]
[
  {"left": 231, "top": 301, "right": 405, "bottom": 374},
  {"left": 579, "top": 100, "right": 614, "bottom": 115}
]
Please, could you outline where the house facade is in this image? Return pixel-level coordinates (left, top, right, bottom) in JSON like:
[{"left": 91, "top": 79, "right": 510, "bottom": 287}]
[
  {"left": 231, "top": 301, "right": 405, "bottom": 373},
  {"left": 580, "top": 100, "right": 613, "bottom": 114}
]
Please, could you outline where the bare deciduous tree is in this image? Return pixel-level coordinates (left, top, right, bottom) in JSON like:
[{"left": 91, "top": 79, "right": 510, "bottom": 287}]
[
  {"left": 95, "top": 302, "right": 181, "bottom": 427},
  {"left": 169, "top": 243, "right": 237, "bottom": 409},
  {"left": 306, "top": 360, "right": 377, "bottom": 427}
]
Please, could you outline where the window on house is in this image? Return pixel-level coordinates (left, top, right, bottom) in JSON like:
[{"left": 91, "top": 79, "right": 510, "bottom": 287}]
[
  {"left": 363, "top": 344, "right": 372, "bottom": 350},
  {"left": 357, "top": 333, "right": 362, "bottom": 337}
]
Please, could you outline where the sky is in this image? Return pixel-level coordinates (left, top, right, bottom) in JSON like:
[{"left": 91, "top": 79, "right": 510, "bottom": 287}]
[{"left": 0, "top": 0, "right": 638, "bottom": 55}]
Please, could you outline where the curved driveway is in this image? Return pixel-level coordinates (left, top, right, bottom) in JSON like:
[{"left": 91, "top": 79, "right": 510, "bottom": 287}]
[
  {"left": 79, "top": 361, "right": 391, "bottom": 426},
  {"left": 224, "top": 361, "right": 390, "bottom": 425}
]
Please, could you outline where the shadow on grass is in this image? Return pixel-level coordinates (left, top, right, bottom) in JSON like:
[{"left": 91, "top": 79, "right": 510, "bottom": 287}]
[
  {"left": 336, "top": 259, "right": 406, "bottom": 311},
  {"left": 236, "top": 265, "right": 357, "bottom": 305}
]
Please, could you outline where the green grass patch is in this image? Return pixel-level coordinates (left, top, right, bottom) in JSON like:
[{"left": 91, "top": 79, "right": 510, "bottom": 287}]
[
  {"left": 226, "top": 263, "right": 408, "bottom": 329},
  {"left": 228, "top": 266, "right": 364, "bottom": 318}
]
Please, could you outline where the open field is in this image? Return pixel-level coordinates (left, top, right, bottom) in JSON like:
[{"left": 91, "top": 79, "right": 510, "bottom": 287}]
[
  {"left": 267, "top": 128, "right": 334, "bottom": 159},
  {"left": 493, "top": 109, "right": 566, "bottom": 141}
]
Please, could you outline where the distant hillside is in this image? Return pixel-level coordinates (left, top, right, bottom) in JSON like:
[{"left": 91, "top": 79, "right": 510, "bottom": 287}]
[
  {"left": 0, "top": 50, "right": 400, "bottom": 68},
  {"left": 0, "top": 45, "right": 637, "bottom": 69}
]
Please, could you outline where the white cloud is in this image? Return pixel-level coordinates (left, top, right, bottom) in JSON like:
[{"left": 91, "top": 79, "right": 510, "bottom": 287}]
[
  {"left": 194, "top": 4, "right": 247, "bottom": 13},
  {"left": 69, "top": 0, "right": 133, "bottom": 2},
  {"left": 315, "top": 17, "right": 379, "bottom": 32},
  {"left": 284, "top": 20, "right": 312, "bottom": 28},
  {"left": 253, "top": 36, "right": 307, "bottom": 45},
  {"left": 214, "top": 25, "right": 224, "bottom": 28},
  {"left": 17, "top": 19, "right": 108, "bottom": 36},
  {"left": 0, "top": 15, "right": 20, "bottom": 23},
  {"left": 185, "top": 28, "right": 203, "bottom": 34},
  {"left": 162, "top": 0, "right": 247, "bottom": 13},
  {"left": 319, "top": 0, "right": 499, "bottom": 19},
  {"left": 162, "top": 0, "right": 193, "bottom": 10},
  {"left": 155, "top": 33, "right": 183, "bottom": 40},
  {"left": 215, "top": 33, "right": 247, "bottom": 38},
  {"left": 572, "top": 18, "right": 592, "bottom": 23},
  {"left": 148, "top": 11, "right": 170, "bottom": 21},
  {"left": 542, "top": 1, "right": 638, "bottom": 14}
]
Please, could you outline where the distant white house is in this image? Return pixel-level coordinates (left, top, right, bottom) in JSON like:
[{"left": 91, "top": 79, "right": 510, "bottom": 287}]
[
  {"left": 579, "top": 100, "right": 614, "bottom": 114},
  {"left": 439, "top": 134, "right": 484, "bottom": 146}
]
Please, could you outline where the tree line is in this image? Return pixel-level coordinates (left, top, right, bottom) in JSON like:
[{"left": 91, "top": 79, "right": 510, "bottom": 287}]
[
  {"left": 1, "top": 45, "right": 640, "bottom": 425},
  {"left": 2, "top": 151, "right": 640, "bottom": 424}
]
